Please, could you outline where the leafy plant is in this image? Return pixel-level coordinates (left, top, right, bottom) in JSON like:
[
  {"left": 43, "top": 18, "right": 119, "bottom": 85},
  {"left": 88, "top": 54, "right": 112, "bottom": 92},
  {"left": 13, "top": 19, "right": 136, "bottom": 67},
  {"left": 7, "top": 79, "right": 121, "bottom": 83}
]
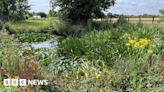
[{"left": 15, "top": 33, "right": 53, "bottom": 43}]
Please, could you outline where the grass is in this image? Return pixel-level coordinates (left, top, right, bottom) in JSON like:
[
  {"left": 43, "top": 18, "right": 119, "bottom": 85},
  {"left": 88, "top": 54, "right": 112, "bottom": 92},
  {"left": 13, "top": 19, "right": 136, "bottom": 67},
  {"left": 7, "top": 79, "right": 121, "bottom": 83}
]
[
  {"left": 7, "top": 19, "right": 50, "bottom": 32},
  {"left": 4, "top": 17, "right": 69, "bottom": 34},
  {"left": 59, "top": 24, "right": 164, "bottom": 65}
]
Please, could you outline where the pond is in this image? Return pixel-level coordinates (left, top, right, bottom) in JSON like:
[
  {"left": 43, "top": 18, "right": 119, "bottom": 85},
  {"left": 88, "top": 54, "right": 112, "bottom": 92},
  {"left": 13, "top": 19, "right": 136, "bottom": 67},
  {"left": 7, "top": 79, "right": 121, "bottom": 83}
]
[{"left": 31, "top": 39, "right": 58, "bottom": 49}]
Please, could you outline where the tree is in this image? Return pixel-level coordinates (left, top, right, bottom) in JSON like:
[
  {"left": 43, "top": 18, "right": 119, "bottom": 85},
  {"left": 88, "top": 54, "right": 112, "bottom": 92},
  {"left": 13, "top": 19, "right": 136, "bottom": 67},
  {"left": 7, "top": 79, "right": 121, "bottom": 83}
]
[
  {"left": 51, "top": 0, "right": 115, "bottom": 23},
  {"left": 0, "top": 0, "right": 29, "bottom": 21},
  {"left": 0, "top": 0, "right": 8, "bottom": 15},
  {"left": 37, "top": 12, "right": 47, "bottom": 18},
  {"left": 8, "top": 0, "right": 30, "bottom": 21},
  {"left": 107, "top": 13, "right": 113, "bottom": 18},
  {"left": 160, "top": 9, "right": 164, "bottom": 16}
]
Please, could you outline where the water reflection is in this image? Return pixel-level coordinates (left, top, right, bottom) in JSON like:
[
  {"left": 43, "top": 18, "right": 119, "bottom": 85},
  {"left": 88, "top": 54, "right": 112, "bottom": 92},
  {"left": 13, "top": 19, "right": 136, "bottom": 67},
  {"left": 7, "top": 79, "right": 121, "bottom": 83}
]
[{"left": 31, "top": 39, "right": 58, "bottom": 49}]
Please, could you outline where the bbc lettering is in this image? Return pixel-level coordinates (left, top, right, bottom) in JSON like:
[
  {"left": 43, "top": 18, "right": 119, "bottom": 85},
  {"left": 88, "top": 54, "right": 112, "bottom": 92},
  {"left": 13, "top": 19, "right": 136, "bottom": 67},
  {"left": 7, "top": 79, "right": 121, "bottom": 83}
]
[{"left": 3, "top": 79, "right": 48, "bottom": 86}]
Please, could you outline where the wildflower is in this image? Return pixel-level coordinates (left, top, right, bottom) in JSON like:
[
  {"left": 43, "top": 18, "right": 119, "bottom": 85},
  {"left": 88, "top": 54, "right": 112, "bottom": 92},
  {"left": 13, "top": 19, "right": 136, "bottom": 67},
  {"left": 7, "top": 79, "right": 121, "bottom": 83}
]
[
  {"left": 139, "top": 38, "right": 150, "bottom": 46},
  {"left": 95, "top": 73, "right": 101, "bottom": 79},
  {"left": 134, "top": 42, "right": 141, "bottom": 48},
  {"left": 129, "top": 39, "right": 136, "bottom": 44}
]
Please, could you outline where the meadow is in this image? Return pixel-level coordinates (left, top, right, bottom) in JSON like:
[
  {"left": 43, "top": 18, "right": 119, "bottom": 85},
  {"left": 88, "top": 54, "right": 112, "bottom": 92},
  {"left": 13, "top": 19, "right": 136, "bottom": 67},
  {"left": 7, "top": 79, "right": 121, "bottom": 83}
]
[
  {"left": 0, "top": 17, "right": 164, "bottom": 92},
  {"left": 6, "top": 19, "right": 50, "bottom": 32}
]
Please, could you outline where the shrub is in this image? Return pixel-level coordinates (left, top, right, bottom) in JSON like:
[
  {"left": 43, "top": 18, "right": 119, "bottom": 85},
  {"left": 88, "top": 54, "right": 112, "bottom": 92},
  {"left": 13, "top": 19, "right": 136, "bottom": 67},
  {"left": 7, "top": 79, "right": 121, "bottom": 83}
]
[
  {"left": 89, "top": 20, "right": 114, "bottom": 30},
  {"left": 37, "top": 12, "right": 47, "bottom": 18},
  {"left": 4, "top": 24, "right": 15, "bottom": 34}
]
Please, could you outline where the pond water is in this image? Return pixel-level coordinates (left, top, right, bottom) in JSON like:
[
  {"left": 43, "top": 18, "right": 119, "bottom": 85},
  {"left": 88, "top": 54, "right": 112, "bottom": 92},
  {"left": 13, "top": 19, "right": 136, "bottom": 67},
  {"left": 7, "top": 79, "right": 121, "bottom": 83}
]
[{"left": 31, "top": 39, "right": 58, "bottom": 49}]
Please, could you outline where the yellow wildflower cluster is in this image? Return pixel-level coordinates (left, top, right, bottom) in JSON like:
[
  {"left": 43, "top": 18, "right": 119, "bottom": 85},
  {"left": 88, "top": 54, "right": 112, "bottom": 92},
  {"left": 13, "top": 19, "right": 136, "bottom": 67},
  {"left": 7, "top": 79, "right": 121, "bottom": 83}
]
[
  {"left": 126, "top": 37, "right": 154, "bottom": 55},
  {"left": 126, "top": 37, "right": 150, "bottom": 49}
]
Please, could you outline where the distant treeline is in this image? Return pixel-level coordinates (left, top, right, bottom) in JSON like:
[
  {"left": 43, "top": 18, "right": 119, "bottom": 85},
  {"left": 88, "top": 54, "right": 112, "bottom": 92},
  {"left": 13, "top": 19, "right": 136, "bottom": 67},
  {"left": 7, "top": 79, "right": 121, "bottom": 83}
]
[{"left": 106, "top": 13, "right": 162, "bottom": 18}]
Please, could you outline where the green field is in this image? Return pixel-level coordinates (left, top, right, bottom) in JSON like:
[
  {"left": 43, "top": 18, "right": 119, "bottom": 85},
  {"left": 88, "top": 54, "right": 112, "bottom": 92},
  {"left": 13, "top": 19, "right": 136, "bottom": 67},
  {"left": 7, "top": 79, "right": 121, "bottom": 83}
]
[
  {"left": 7, "top": 17, "right": 68, "bottom": 33},
  {"left": 7, "top": 19, "right": 50, "bottom": 32}
]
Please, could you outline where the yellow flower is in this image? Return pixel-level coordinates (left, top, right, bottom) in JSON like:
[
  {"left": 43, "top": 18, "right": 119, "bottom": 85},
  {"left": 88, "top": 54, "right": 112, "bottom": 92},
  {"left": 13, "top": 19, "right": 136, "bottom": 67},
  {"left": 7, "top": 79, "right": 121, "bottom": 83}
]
[
  {"left": 147, "top": 49, "right": 153, "bottom": 54},
  {"left": 129, "top": 39, "right": 136, "bottom": 44},
  {"left": 95, "top": 73, "right": 101, "bottom": 79},
  {"left": 139, "top": 38, "right": 150, "bottom": 46},
  {"left": 134, "top": 42, "right": 141, "bottom": 48}
]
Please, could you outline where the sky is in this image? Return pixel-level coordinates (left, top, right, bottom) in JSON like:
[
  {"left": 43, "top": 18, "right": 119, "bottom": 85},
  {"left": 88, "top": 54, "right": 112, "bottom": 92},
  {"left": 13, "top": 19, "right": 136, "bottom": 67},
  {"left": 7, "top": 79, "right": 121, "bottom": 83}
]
[{"left": 29, "top": 0, "right": 164, "bottom": 15}]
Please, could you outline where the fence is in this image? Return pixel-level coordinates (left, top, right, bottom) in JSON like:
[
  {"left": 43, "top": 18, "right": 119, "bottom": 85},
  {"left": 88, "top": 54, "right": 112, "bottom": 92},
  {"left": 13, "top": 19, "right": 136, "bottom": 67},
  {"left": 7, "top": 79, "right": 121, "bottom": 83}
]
[{"left": 93, "top": 17, "right": 164, "bottom": 25}]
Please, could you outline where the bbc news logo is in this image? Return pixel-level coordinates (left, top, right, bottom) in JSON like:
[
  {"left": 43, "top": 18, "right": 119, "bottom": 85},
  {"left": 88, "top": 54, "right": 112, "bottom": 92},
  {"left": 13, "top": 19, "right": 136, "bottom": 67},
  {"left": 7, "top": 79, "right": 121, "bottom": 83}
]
[{"left": 3, "top": 79, "right": 48, "bottom": 86}]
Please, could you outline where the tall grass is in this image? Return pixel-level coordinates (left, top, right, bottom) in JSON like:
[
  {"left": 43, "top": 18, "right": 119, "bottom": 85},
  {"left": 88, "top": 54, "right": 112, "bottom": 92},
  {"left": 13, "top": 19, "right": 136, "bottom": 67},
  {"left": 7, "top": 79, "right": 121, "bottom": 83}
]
[
  {"left": 53, "top": 24, "right": 164, "bottom": 91},
  {"left": 59, "top": 24, "right": 163, "bottom": 65},
  {"left": 7, "top": 19, "right": 50, "bottom": 32}
]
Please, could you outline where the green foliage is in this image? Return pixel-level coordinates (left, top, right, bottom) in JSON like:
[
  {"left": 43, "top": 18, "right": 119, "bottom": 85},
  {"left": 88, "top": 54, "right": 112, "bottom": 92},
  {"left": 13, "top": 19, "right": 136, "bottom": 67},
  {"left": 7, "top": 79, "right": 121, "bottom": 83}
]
[
  {"left": 0, "top": 0, "right": 8, "bottom": 16},
  {"left": 7, "top": 19, "right": 50, "bottom": 32},
  {"left": 58, "top": 24, "right": 164, "bottom": 66},
  {"left": 114, "top": 16, "right": 129, "bottom": 27},
  {"left": 1, "top": 15, "right": 164, "bottom": 91},
  {"left": 0, "top": 33, "right": 22, "bottom": 74},
  {"left": 37, "top": 12, "right": 47, "bottom": 18},
  {"left": 0, "top": 0, "right": 29, "bottom": 21},
  {"left": 89, "top": 20, "right": 114, "bottom": 30},
  {"left": 51, "top": 0, "right": 115, "bottom": 23},
  {"left": 46, "top": 24, "right": 164, "bottom": 91},
  {"left": 15, "top": 33, "right": 53, "bottom": 43}
]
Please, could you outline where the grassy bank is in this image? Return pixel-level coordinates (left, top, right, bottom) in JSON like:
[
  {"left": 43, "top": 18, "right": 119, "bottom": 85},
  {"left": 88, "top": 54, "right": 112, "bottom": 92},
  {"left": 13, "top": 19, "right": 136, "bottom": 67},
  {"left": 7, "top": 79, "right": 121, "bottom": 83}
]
[
  {"left": 55, "top": 24, "right": 164, "bottom": 91},
  {"left": 4, "top": 17, "right": 67, "bottom": 33}
]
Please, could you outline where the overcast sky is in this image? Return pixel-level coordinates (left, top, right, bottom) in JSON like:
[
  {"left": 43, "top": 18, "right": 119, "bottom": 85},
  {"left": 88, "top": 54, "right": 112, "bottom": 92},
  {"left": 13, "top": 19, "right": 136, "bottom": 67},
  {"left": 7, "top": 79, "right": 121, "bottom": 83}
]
[{"left": 29, "top": 0, "right": 164, "bottom": 15}]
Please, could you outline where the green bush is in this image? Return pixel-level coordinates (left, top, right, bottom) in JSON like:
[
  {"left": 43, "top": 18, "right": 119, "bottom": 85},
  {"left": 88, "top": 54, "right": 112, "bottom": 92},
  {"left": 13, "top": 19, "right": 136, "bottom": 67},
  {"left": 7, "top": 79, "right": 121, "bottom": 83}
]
[
  {"left": 114, "top": 16, "right": 128, "bottom": 26},
  {"left": 37, "top": 12, "right": 47, "bottom": 18},
  {"left": 89, "top": 20, "right": 114, "bottom": 30}
]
